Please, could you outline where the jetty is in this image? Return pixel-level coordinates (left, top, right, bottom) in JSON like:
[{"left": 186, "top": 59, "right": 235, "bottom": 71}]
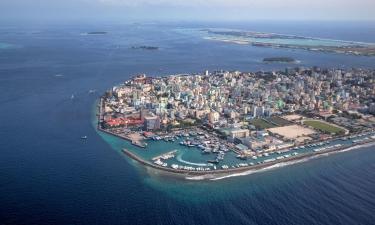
[{"left": 152, "top": 150, "right": 178, "bottom": 161}]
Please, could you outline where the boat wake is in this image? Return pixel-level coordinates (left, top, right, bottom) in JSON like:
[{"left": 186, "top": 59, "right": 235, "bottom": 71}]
[
  {"left": 176, "top": 154, "right": 208, "bottom": 167},
  {"left": 185, "top": 142, "right": 375, "bottom": 181}
]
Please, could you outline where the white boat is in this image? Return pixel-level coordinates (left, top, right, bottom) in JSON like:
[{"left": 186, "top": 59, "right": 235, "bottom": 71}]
[{"left": 263, "top": 158, "right": 276, "bottom": 163}]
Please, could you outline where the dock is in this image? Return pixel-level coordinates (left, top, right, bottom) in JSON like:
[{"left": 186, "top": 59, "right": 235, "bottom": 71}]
[
  {"left": 152, "top": 150, "right": 178, "bottom": 161},
  {"left": 121, "top": 138, "right": 375, "bottom": 176}
]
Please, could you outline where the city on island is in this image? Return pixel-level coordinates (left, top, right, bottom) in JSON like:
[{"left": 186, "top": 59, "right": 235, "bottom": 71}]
[{"left": 97, "top": 67, "right": 375, "bottom": 175}]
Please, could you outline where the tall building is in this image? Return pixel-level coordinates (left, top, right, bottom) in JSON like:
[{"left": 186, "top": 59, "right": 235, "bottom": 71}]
[
  {"left": 144, "top": 116, "right": 160, "bottom": 130},
  {"left": 253, "top": 106, "right": 258, "bottom": 118},
  {"left": 208, "top": 111, "right": 220, "bottom": 124},
  {"left": 229, "top": 129, "right": 250, "bottom": 141}
]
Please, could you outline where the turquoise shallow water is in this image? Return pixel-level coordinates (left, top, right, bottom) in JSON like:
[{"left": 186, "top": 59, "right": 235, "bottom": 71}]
[
  {"left": 98, "top": 126, "right": 375, "bottom": 206},
  {"left": 95, "top": 106, "right": 375, "bottom": 202},
  {"left": 0, "top": 42, "right": 12, "bottom": 49},
  {"left": 96, "top": 116, "right": 375, "bottom": 175}
]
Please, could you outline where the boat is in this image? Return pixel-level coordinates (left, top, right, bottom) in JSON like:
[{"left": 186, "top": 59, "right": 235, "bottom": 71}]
[
  {"left": 236, "top": 155, "right": 247, "bottom": 160},
  {"left": 207, "top": 159, "right": 219, "bottom": 164},
  {"left": 132, "top": 141, "right": 147, "bottom": 148},
  {"left": 81, "top": 136, "right": 88, "bottom": 139},
  {"left": 263, "top": 158, "right": 276, "bottom": 163},
  {"left": 202, "top": 148, "right": 211, "bottom": 154},
  {"left": 217, "top": 152, "right": 225, "bottom": 160}
]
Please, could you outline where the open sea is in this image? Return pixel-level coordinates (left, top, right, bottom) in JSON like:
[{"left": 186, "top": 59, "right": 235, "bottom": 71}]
[{"left": 0, "top": 21, "right": 375, "bottom": 225}]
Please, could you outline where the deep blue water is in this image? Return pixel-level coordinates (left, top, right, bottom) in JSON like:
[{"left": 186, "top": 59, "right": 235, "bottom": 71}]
[{"left": 0, "top": 21, "right": 375, "bottom": 225}]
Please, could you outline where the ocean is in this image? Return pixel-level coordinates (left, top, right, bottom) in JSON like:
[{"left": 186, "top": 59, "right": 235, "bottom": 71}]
[{"left": 0, "top": 21, "right": 374, "bottom": 225}]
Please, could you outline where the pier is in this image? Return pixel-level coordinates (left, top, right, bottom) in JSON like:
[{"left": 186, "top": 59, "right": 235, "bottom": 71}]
[{"left": 152, "top": 150, "right": 178, "bottom": 161}]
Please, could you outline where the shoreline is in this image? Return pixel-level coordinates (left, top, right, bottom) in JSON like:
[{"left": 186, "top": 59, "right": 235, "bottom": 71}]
[{"left": 121, "top": 139, "right": 375, "bottom": 178}]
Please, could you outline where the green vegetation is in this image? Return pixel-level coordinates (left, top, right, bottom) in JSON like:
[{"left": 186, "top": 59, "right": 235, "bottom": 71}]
[
  {"left": 267, "top": 117, "right": 292, "bottom": 126},
  {"left": 304, "top": 120, "right": 345, "bottom": 134},
  {"left": 251, "top": 118, "right": 276, "bottom": 129}
]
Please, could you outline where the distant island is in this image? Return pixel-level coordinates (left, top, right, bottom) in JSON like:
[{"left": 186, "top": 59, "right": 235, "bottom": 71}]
[
  {"left": 131, "top": 46, "right": 159, "bottom": 50},
  {"left": 263, "top": 57, "right": 296, "bottom": 63},
  {"left": 86, "top": 31, "right": 108, "bottom": 35},
  {"left": 192, "top": 28, "right": 375, "bottom": 56}
]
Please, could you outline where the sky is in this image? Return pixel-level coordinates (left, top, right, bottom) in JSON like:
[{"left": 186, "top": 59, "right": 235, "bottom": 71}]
[{"left": 0, "top": 0, "right": 374, "bottom": 23}]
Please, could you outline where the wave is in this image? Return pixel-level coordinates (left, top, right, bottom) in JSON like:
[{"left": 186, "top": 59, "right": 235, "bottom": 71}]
[
  {"left": 185, "top": 142, "right": 375, "bottom": 181},
  {"left": 208, "top": 158, "right": 313, "bottom": 181}
]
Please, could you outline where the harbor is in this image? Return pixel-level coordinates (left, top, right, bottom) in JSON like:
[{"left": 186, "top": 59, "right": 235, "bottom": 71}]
[
  {"left": 114, "top": 128, "right": 375, "bottom": 176},
  {"left": 121, "top": 132, "right": 375, "bottom": 176}
]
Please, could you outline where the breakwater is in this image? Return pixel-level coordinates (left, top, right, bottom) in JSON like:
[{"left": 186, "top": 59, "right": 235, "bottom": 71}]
[{"left": 121, "top": 138, "right": 375, "bottom": 177}]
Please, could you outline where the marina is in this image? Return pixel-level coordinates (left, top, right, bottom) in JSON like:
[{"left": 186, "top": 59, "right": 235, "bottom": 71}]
[
  {"left": 121, "top": 131, "right": 375, "bottom": 175},
  {"left": 118, "top": 129, "right": 375, "bottom": 175}
]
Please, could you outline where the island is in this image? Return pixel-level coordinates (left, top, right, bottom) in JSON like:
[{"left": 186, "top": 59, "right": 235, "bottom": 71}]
[
  {"left": 131, "top": 46, "right": 159, "bottom": 50},
  {"left": 263, "top": 57, "right": 296, "bottom": 63},
  {"left": 86, "top": 31, "right": 108, "bottom": 35},
  {"left": 97, "top": 67, "right": 375, "bottom": 178},
  {"left": 189, "top": 29, "right": 375, "bottom": 56}
]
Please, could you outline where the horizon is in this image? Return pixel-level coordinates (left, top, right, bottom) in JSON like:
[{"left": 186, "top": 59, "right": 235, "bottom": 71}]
[{"left": 1, "top": 0, "right": 375, "bottom": 23}]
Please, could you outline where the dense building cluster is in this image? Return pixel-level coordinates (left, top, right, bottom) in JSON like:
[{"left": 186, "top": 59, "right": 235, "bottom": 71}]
[{"left": 102, "top": 67, "right": 375, "bottom": 131}]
